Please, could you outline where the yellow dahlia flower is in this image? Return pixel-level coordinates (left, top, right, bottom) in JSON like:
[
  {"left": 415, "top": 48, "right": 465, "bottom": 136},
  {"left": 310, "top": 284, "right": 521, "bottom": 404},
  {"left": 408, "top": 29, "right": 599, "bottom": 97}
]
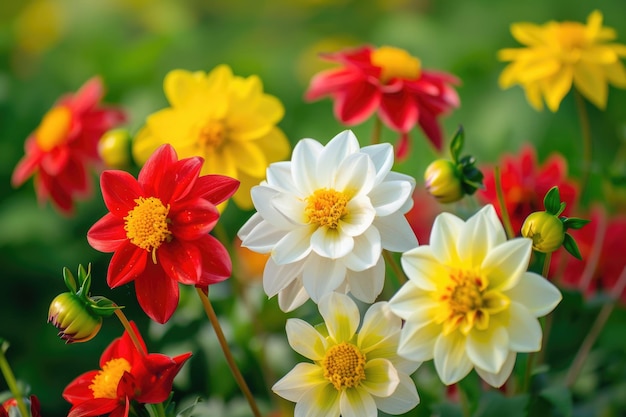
[
  {"left": 132, "top": 65, "right": 290, "bottom": 209},
  {"left": 498, "top": 10, "right": 626, "bottom": 111}
]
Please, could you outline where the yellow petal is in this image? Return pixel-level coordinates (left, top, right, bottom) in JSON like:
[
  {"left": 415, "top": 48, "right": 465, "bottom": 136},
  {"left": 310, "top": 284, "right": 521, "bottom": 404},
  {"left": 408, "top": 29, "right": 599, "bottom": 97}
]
[
  {"left": 542, "top": 66, "right": 574, "bottom": 112},
  {"left": 585, "top": 10, "right": 604, "bottom": 39},
  {"left": 163, "top": 69, "right": 205, "bottom": 108},
  {"left": 605, "top": 61, "right": 626, "bottom": 88},
  {"left": 255, "top": 127, "right": 291, "bottom": 163},
  {"left": 226, "top": 141, "right": 267, "bottom": 178},
  {"left": 609, "top": 43, "right": 626, "bottom": 57},
  {"left": 202, "top": 146, "right": 238, "bottom": 179},
  {"left": 573, "top": 61, "right": 608, "bottom": 109},
  {"left": 131, "top": 126, "right": 162, "bottom": 166},
  {"left": 510, "top": 22, "right": 546, "bottom": 46},
  {"left": 232, "top": 171, "right": 257, "bottom": 209},
  {"left": 523, "top": 82, "right": 544, "bottom": 111},
  {"left": 580, "top": 46, "right": 618, "bottom": 65}
]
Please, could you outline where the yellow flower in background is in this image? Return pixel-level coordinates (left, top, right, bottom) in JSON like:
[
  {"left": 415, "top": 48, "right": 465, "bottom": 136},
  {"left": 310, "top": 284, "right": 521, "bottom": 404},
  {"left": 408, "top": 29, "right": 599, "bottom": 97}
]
[
  {"left": 498, "top": 10, "right": 626, "bottom": 112},
  {"left": 132, "top": 65, "right": 290, "bottom": 210}
]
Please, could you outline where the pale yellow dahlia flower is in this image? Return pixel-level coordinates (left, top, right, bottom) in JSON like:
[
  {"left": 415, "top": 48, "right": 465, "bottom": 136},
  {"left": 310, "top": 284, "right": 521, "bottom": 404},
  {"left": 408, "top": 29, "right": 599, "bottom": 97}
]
[
  {"left": 388, "top": 205, "right": 562, "bottom": 387},
  {"left": 499, "top": 10, "right": 626, "bottom": 111},
  {"left": 132, "top": 65, "right": 290, "bottom": 209}
]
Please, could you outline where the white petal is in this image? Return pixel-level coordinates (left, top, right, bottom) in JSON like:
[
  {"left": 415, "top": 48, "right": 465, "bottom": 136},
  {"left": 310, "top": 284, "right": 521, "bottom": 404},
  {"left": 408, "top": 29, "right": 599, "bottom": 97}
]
[
  {"left": 263, "top": 258, "right": 303, "bottom": 297},
  {"left": 457, "top": 205, "right": 497, "bottom": 268},
  {"left": 369, "top": 180, "right": 413, "bottom": 216},
  {"left": 272, "top": 193, "right": 308, "bottom": 225},
  {"left": 346, "top": 257, "right": 385, "bottom": 303},
  {"left": 400, "top": 246, "right": 447, "bottom": 291},
  {"left": 374, "top": 372, "right": 420, "bottom": 415},
  {"left": 311, "top": 227, "right": 354, "bottom": 259},
  {"left": 388, "top": 283, "right": 437, "bottom": 323},
  {"left": 340, "top": 196, "right": 376, "bottom": 236},
  {"left": 483, "top": 204, "right": 508, "bottom": 245},
  {"left": 278, "top": 278, "right": 310, "bottom": 312},
  {"left": 397, "top": 321, "right": 440, "bottom": 362},
  {"left": 340, "top": 388, "right": 378, "bottom": 417},
  {"left": 466, "top": 326, "right": 509, "bottom": 374},
  {"left": 343, "top": 227, "right": 381, "bottom": 271},
  {"left": 292, "top": 138, "right": 323, "bottom": 194},
  {"left": 250, "top": 186, "right": 295, "bottom": 229},
  {"left": 360, "top": 142, "right": 394, "bottom": 185},
  {"left": 272, "top": 362, "right": 327, "bottom": 402},
  {"left": 266, "top": 161, "right": 299, "bottom": 194},
  {"left": 319, "top": 292, "right": 359, "bottom": 343},
  {"left": 383, "top": 172, "right": 416, "bottom": 213},
  {"left": 475, "top": 351, "right": 517, "bottom": 388},
  {"left": 239, "top": 218, "right": 285, "bottom": 253},
  {"left": 316, "top": 130, "right": 360, "bottom": 185},
  {"left": 482, "top": 238, "right": 532, "bottom": 291},
  {"left": 302, "top": 255, "right": 347, "bottom": 303},
  {"left": 334, "top": 153, "right": 376, "bottom": 196},
  {"left": 361, "top": 358, "right": 400, "bottom": 397},
  {"left": 375, "top": 213, "right": 418, "bottom": 252},
  {"left": 285, "top": 318, "right": 328, "bottom": 360},
  {"left": 429, "top": 212, "right": 465, "bottom": 265},
  {"left": 507, "top": 302, "right": 542, "bottom": 352},
  {"left": 273, "top": 226, "right": 315, "bottom": 264},
  {"left": 505, "top": 272, "right": 562, "bottom": 317},
  {"left": 294, "top": 383, "right": 340, "bottom": 417},
  {"left": 358, "top": 301, "right": 401, "bottom": 351},
  {"left": 237, "top": 212, "right": 262, "bottom": 240},
  {"left": 434, "top": 332, "right": 473, "bottom": 385}
]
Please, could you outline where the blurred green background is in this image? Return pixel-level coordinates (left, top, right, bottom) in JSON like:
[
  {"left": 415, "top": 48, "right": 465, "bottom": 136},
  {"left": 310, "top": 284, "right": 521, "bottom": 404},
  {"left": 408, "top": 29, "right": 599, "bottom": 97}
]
[{"left": 1, "top": 0, "right": 626, "bottom": 416}]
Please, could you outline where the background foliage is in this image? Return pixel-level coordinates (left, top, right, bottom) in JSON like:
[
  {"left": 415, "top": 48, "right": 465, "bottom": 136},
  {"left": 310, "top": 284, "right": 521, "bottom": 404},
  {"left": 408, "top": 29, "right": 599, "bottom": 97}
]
[{"left": 1, "top": 0, "right": 626, "bottom": 416}]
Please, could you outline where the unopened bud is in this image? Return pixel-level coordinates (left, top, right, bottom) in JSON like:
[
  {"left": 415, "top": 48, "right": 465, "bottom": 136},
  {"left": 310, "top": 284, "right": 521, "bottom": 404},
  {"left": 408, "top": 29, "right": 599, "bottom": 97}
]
[
  {"left": 48, "top": 292, "right": 102, "bottom": 343},
  {"left": 521, "top": 211, "right": 565, "bottom": 253},
  {"left": 424, "top": 159, "right": 463, "bottom": 204},
  {"left": 98, "top": 129, "right": 131, "bottom": 169}
]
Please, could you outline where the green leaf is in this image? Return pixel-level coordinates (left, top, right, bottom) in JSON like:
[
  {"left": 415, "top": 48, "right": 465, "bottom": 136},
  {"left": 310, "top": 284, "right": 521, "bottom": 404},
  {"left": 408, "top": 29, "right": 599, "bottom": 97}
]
[
  {"left": 449, "top": 125, "right": 465, "bottom": 163},
  {"left": 563, "top": 233, "right": 583, "bottom": 260},
  {"left": 90, "top": 296, "right": 122, "bottom": 317},
  {"left": 474, "top": 391, "right": 530, "bottom": 417},
  {"left": 431, "top": 402, "right": 464, "bottom": 417},
  {"left": 539, "top": 386, "right": 573, "bottom": 417},
  {"left": 561, "top": 217, "right": 591, "bottom": 230},
  {"left": 62, "top": 267, "right": 77, "bottom": 293},
  {"left": 543, "top": 186, "right": 562, "bottom": 215},
  {"left": 176, "top": 397, "right": 202, "bottom": 417}
]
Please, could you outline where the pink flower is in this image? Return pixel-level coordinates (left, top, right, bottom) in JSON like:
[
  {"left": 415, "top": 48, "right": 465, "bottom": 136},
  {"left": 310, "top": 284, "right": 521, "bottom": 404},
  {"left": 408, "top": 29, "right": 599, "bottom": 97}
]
[
  {"left": 305, "top": 45, "right": 460, "bottom": 157},
  {"left": 12, "top": 77, "right": 127, "bottom": 214}
]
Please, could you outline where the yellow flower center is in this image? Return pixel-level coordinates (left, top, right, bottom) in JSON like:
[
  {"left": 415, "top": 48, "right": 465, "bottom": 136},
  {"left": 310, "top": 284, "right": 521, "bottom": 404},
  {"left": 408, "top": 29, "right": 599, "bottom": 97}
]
[
  {"left": 89, "top": 357, "right": 131, "bottom": 399},
  {"left": 553, "top": 22, "right": 588, "bottom": 63},
  {"left": 305, "top": 188, "right": 349, "bottom": 229},
  {"left": 371, "top": 46, "right": 422, "bottom": 83},
  {"left": 124, "top": 196, "right": 172, "bottom": 263},
  {"left": 198, "top": 120, "right": 226, "bottom": 150},
  {"left": 436, "top": 269, "right": 509, "bottom": 335},
  {"left": 322, "top": 342, "right": 366, "bottom": 390},
  {"left": 35, "top": 106, "right": 72, "bottom": 152}
]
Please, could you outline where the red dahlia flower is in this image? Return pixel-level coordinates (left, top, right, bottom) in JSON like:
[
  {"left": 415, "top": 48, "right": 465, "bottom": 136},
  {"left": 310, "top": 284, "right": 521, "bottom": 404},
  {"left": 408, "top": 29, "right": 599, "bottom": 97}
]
[
  {"left": 477, "top": 144, "right": 579, "bottom": 234},
  {"left": 305, "top": 45, "right": 460, "bottom": 157},
  {"left": 63, "top": 322, "right": 191, "bottom": 417},
  {"left": 1, "top": 396, "right": 41, "bottom": 417},
  {"left": 11, "top": 77, "right": 126, "bottom": 214},
  {"left": 87, "top": 144, "right": 239, "bottom": 323}
]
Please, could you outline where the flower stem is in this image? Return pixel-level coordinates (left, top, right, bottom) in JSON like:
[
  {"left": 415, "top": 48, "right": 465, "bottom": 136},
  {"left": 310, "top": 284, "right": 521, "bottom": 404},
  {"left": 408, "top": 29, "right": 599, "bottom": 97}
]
[
  {"left": 196, "top": 287, "right": 262, "bottom": 417},
  {"left": 371, "top": 117, "right": 382, "bottom": 145},
  {"left": 0, "top": 342, "right": 30, "bottom": 417},
  {"left": 564, "top": 265, "right": 626, "bottom": 387},
  {"left": 113, "top": 308, "right": 147, "bottom": 356},
  {"left": 494, "top": 166, "right": 515, "bottom": 239},
  {"left": 574, "top": 90, "right": 592, "bottom": 193},
  {"left": 383, "top": 250, "right": 407, "bottom": 288}
]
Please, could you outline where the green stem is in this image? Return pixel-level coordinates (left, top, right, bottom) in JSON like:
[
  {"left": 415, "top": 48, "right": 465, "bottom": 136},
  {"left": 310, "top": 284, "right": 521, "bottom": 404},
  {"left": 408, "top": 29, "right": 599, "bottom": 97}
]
[
  {"left": 494, "top": 166, "right": 515, "bottom": 239},
  {"left": 0, "top": 343, "right": 30, "bottom": 417},
  {"left": 196, "top": 287, "right": 263, "bottom": 417},
  {"left": 574, "top": 90, "right": 592, "bottom": 193},
  {"left": 371, "top": 117, "right": 382, "bottom": 145},
  {"left": 383, "top": 250, "right": 407, "bottom": 288},
  {"left": 564, "top": 265, "right": 626, "bottom": 387},
  {"left": 114, "top": 308, "right": 147, "bottom": 356},
  {"left": 458, "top": 383, "right": 471, "bottom": 417}
]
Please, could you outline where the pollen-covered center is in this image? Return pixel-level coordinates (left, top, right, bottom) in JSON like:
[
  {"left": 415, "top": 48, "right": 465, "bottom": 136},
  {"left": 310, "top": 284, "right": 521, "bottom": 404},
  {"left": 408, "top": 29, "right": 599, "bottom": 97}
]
[
  {"left": 35, "top": 106, "right": 72, "bottom": 152},
  {"left": 305, "top": 188, "right": 349, "bottom": 229},
  {"left": 371, "top": 46, "right": 422, "bottom": 83},
  {"left": 322, "top": 342, "right": 366, "bottom": 390},
  {"left": 448, "top": 272, "right": 485, "bottom": 315},
  {"left": 124, "top": 197, "right": 172, "bottom": 261},
  {"left": 198, "top": 120, "right": 226, "bottom": 150},
  {"left": 89, "top": 357, "right": 131, "bottom": 399}
]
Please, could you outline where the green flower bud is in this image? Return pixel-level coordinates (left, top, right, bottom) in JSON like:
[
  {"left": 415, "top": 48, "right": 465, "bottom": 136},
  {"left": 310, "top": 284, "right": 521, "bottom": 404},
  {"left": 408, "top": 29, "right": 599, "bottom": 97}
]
[
  {"left": 48, "top": 292, "right": 102, "bottom": 343},
  {"left": 521, "top": 211, "right": 565, "bottom": 253},
  {"left": 424, "top": 159, "right": 463, "bottom": 204},
  {"left": 98, "top": 128, "right": 131, "bottom": 169}
]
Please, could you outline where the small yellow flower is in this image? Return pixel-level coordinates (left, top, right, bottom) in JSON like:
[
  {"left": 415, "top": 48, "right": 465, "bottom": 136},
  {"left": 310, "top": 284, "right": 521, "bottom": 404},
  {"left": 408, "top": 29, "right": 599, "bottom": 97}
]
[
  {"left": 424, "top": 159, "right": 463, "bottom": 204},
  {"left": 521, "top": 211, "right": 565, "bottom": 253},
  {"left": 498, "top": 10, "right": 626, "bottom": 111},
  {"left": 132, "top": 65, "right": 290, "bottom": 210}
]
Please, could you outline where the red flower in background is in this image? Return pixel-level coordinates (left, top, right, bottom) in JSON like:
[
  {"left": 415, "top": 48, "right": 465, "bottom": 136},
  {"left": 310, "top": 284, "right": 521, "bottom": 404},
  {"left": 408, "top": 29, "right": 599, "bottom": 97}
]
[
  {"left": 552, "top": 206, "right": 626, "bottom": 303},
  {"left": 1, "top": 396, "right": 41, "bottom": 417},
  {"left": 63, "top": 322, "right": 191, "bottom": 417},
  {"left": 11, "top": 77, "right": 126, "bottom": 214},
  {"left": 477, "top": 144, "right": 579, "bottom": 234},
  {"left": 305, "top": 45, "right": 460, "bottom": 158},
  {"left": 87, "top": 144, "right": 239, "bottom": 323}
]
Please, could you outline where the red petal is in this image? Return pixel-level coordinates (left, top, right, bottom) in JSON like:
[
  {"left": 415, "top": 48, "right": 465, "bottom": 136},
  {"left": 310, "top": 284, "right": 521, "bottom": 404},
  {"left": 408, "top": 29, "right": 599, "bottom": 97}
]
[
  {"left": 62, "top": 371, "right": 100, "bottom": 403},
  {"left": 378, "top": 91, "right": 419, "bottom": 132},
  {"left": 40, "top": 146, "right": 70, "bottom": 176},
  {"left": 169, "top": 199, "right": 219, "bottom": 240},
  {"left": 36, "top": 171, "right": 74, "bottom": 214},
  {"left": 136, "top": 352, "right": 191, "bottom": 403},
  {"left": 196, "top": 235, "right": 232, "bottom": 286},
  {"left": 138, "top": 144, "right": 177, "bottom": 193},
  {"left": 304, "top": 68, "right": 361, "bottom": 101},
  {"left": 69, "top": 77, "right": 104, "bottom": 115},
  {"left": 107, "top": 242, "right": 148, "bottom": 287},
  {"left": 67, "top": 400, "right": 120, "bottom": 417},
  {"left": 395, "top": 133, "right": 411, "bottom": 161},
  {"left": 100, "top": 170, "right": 142, "bottom": 216},
  {"left": 334, "top": 81, "right": 380, "bottom": 125},
  {"left": 88, "top": 213, "right": 127, "bottom": 252},
  {"left": 192, "top": 175, "right": 240, "bottom": 206},
  {"left": 11, "top": 138, "right": 42, "bottom": 186},
  {"left": 159, "top": 156, "right": 203, "bottom": 203},
  {"left": 158, "top": 240, "right": 202, "bottom": 285},
  {"left": 417, "top": 107, "right": 444, "bottom": 151},
  {"left": 134, "top": 262, "right": 179, "bottom": 324}
]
